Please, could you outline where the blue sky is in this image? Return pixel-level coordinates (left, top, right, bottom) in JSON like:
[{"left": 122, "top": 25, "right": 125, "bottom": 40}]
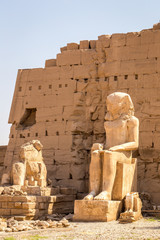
[{"left": 0, "top": 0, "right": 160, "bottom": 145}]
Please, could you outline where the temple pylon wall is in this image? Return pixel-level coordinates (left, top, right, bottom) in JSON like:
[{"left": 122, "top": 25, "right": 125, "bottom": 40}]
[{"left": 3, "top": 23, "right": 160, "bottom": 204}]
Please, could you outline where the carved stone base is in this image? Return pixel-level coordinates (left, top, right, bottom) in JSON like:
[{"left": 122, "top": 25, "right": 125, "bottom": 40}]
[
  {"left": 73, "top": 200, "right": 122, "bottom": 222},
  {"left": 119, "top": 210, "right": 142, "bottom": 223}
]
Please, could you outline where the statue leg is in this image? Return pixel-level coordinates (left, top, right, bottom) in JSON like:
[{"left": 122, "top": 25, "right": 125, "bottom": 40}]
[
  {"left": 94, "top": 151, "right": 116, "bottom": 200},
  {"left": 12, "top": 162, "right": 26, "bottom": 186},
  {"left": 84, "top": 150, "right": 101, "bottom": 200},
  {"left": 94, "top": 151, "right": 132, "bottom": 200}
]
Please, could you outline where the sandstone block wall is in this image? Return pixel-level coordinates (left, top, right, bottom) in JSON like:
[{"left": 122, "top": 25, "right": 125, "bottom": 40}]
[
  {"left": 0, "top": 193, "right": 76, "bottom": 218},
  {"left": 4, "top": 24, "right": 160, "bottom": 204},
  {"left": 0, "top": 146, "right": 7, "bottom": 180}
]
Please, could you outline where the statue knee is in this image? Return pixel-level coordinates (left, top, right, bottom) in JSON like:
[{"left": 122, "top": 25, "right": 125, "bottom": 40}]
[
  {"left": 91, "top": 143, "right": 103, "bottom": 152},
  {"left": 92, "top": 150, "right": 100, "bottom": 159},
  {"left": 104, "top": 150, "right": 113, "bottom": 160}
]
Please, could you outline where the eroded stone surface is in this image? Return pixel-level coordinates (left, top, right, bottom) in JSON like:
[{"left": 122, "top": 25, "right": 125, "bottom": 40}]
[
  {"left": 119, "top": 192, "right": 142, "bottom": 223},
  {"left": 2, "top": 22, "right": 160, "bottom": 206},
  {"left": 11, "top": 140, "right": 47, "bottom": 187},
  {"left": 85, "top": 92, "right": 139, "bottom": 201}
]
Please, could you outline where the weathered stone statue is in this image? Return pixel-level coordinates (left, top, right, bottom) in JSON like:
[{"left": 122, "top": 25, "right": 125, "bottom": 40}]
[
  {"left": 12, "top": 140, "right": 47, "bottom": 187},
  {"left": 119, "top": 192, "right": 142, "bottom": 223},
  {"left": 74, "top": 92, "right": 140, "bottom": 222},
  {"left": 0, "top": 140, "right": 77, "bottom": 220},
  {"left": 84, "top": 92, "right": 139, "bottom": 201}
]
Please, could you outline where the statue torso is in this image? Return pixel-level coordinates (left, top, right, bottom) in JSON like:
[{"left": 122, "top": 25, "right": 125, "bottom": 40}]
[{"left": 104, "top": 118, "right": 128, "bottom": 149}]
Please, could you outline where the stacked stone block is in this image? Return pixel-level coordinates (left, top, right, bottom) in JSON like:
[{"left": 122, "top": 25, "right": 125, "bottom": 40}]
[
  {"left": 0, "top": 146, "right": 7, "bottom": 180},
  {"left": 0, "top": 188, "right": 76, "bottom": 219},
  {"left": 4, "top": 23, "right": 160, "bottom": 204}
]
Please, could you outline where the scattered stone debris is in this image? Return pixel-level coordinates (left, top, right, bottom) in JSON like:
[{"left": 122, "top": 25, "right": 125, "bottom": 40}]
[
  {"left": 0, "top": 186, "right": 27, "bottom": 196},
  {"left": 0, "top": 215, "right": 70, "bottom": 232}
]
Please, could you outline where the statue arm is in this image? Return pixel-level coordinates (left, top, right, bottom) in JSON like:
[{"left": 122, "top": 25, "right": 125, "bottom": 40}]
[{"left": 109, "top": 117, "right": 139, "bottom": 151}]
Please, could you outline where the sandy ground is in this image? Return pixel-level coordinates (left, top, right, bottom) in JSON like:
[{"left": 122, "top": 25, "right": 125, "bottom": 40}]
[{"left": 0, "top": 218, "right": 160, "bottom": 240}]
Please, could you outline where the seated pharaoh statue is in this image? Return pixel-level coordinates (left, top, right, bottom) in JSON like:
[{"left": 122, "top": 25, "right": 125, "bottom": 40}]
[{"left": 84, "top": 92, "right": 139, "bottom": 201}]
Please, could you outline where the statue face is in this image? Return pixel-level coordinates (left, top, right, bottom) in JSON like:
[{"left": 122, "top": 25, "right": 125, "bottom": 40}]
[
  {"left": 106, "top": 99, "right": 122, "bottom": 116},
  {"left": 105, "top": 92, "right": 134, "bottom": 120}
]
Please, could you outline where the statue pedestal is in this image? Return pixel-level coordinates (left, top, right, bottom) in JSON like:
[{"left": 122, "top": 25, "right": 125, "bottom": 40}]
[{"left": 73, "top": 200, "right": 122, "bottom": 222}]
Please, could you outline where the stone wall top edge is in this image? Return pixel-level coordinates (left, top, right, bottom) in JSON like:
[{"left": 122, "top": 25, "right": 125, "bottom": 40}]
[
  {"left": 18, "top": 67, "right": 44, "bottom": 72},
  {"left": 98, "top": 24, "right": 157, "bottom": 40},
  {"left": 45, "top": 24, "right": 160, "bottom": 67},
  {"left": 16, "top": 23, "right": 160, "bottom": 71},
  {"left": 56, "top": 24, "right": 158, "bottom": 50},
  {"left": 0, "top": 146, "right": 7, "bottom": 149}
]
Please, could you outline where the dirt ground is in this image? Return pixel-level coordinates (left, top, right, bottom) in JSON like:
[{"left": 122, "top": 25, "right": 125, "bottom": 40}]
[{"left": 0, "top": 217, "right": 160, "bottom": 240}]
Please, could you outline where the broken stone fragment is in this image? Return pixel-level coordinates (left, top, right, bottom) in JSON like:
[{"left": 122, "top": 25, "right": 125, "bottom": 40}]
[
  {"left": 119, "top": 192, "right": 142, "bottom": 223},
  {"left": 57, "top": 222, "right": 63, "bottom": 228},
  {"left": 0, "top": 221, "right": 7, "bottom": 231},
  {"left": 49, "top": 221, "right": 57, "bottom": 228},
  {"left": 60, "top": 218, "right": 70, "bottom": 227},
  {"left": 5, "top": 227, "right": 12, "bottom": 232},
  {"left": 37, "top": 220, "right": 50, "bottom": 228},
  {"left": 153, "top": 22, "right": 160, "bottom": 30}
]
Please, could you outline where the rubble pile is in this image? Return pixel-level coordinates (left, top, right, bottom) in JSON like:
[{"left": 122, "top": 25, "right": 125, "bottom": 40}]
[{"left": 0, "top": 214, "right": 71, "bottom": 232}]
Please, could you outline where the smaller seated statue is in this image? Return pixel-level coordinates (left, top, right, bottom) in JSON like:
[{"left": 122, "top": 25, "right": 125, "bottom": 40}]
[
  {"left": 84, "top": 92, "right": 139, "bottom": 201},
  {"left": 119, "top": 192, "right": 142, "bottom": 223},
  {"left": 12, "top": 140, "right": 47, "bottom": 187}
]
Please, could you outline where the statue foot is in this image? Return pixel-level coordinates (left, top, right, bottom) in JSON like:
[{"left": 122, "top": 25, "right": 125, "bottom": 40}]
[
  {"left": 94, "top": 191, "right": 111, "bottom": 200},
  {"left": 84, "top": 191, "right": 96, "bottom": 200}
]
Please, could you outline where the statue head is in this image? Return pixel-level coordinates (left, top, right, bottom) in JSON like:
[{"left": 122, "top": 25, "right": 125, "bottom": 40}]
[
  {"left": 19, "top": 140, "right": 43, "bottom": 162},
  {"left": 105, "top": 92, "right": 134, "bottom": 121}
]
